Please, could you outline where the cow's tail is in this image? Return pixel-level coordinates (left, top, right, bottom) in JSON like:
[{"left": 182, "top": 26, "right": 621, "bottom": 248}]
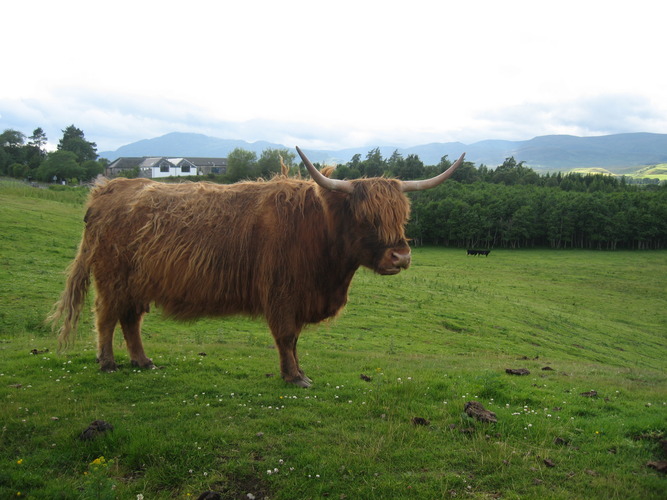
[{"left": 47, "top": 234, "right": 92, "bottom": 349}]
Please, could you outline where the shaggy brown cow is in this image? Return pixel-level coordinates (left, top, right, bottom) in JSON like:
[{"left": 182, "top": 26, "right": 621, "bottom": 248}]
[{"left": 49, "top": 147, "right": 464, "bottom": 387}]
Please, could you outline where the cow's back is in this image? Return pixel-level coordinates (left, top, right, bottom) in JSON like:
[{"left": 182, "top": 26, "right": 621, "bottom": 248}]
[{"left": 83, "top": 177, "right": 329, "bottom": 320}]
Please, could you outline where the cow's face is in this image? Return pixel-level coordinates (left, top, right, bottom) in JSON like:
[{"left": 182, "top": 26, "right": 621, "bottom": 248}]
[{"left": 350, "top": 179, "right": 412, "bottom": 275}]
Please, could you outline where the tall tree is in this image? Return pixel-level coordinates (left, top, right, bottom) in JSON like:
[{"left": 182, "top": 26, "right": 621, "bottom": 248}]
[
  {"left": 396, "top": 154, "right": 425, "bottom": 180},
  {"left": 226, "top": 148, "right": 257, "bottom": 182},
  {"left": 28, "top": 127, "right": 47, "bottom": 149},
  {"left": 1, "top": 129, "right": 26, "bottom": 148},
  {"left": 362, "top": 148, "right": 385, "bottom": 177},
  {"left": 0, "top": 129, "right": 26, "bottom": 173},
  {"left": 387, "top": 149, "right": 404, "bottom": 176},
  {"left": 58, "top": 125, "right": 97, "bottom": 163},
  {"left": 26, "top": 127, "right": 48, "bottom": 169},
  {"left": 342, "top": 154, "right": 362, "bottom": 179}
]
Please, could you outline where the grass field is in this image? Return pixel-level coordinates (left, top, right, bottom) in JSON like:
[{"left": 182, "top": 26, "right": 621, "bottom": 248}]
[
  {"left": 567, "top": 164, "right": 667, "bottom": 181},
  {"left": 1, "top": 180, "right": 666, "bottom": 499},
  {"left": 630, "top": 164, "right": 667, "bottom": 181}
]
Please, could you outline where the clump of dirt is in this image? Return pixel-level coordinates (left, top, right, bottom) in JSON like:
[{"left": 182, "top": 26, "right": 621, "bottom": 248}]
[
  {"left": 647, "top": 461, "right": 667, "bottom": 473},
  {"left": 464, "top": 401, "right": 497, "bottom": 423},
  {"left": 505, "top": 368, "right": 530, "bottom": 375},
  {"left": 78, "top": 420, "right": 114, "bottom": 441}
]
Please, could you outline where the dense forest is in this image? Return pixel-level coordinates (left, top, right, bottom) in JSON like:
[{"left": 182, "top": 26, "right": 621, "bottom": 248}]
[
  {"left": 407, "top": 181, "right": 666, "bottom": 250},
  {"left": 2, "top": 128, "right": 666, "bottom": 250}
]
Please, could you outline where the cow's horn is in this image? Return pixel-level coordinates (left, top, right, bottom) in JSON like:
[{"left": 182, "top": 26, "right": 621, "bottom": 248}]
[
  {"left": 400, "top": 153, "right": 466, "bottom": 192},
  {"left": 296, "top": 146, "right": 354, "bottom": 194}
]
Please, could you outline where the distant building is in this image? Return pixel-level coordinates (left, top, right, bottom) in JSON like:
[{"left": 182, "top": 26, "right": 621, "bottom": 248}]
[{"left": 106, "top": 157, "right": 228, "bottom": 178}]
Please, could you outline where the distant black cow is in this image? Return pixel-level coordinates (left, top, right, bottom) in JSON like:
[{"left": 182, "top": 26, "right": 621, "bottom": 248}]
[{"left": 467, "top": 249, "right": 491, "bottom": 256}]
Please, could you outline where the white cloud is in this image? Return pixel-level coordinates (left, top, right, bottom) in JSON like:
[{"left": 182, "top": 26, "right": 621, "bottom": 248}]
[{"left": 1, "top": 0, "right": 665, "bottom": 151}]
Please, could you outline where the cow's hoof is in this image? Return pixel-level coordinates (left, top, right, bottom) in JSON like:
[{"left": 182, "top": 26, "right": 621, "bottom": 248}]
[
  {"left": 299, "top": 371, "right": 313, "bottom": 385},
  {"left": 131, "top": 359, "right": 155, "bottom": 369},
  {"left": 286, "top": 375, "right": 312, "bottom": 388},
  {"left": 99, "top": 362, "right": 118, "bottom": 372}
]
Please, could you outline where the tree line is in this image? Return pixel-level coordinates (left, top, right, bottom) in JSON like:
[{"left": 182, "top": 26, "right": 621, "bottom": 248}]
[
  {"left": 3, "top": 130, "right": 665, "bottom": 250},
  {"left": 0, "top": 126, "right": 106, "bottom": 183},
  {"left": 408, "top": 181, "right": 667, "bottom": 250}
]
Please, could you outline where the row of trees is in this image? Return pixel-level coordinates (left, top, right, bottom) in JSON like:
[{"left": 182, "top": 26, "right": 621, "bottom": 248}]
[
  {"left": 4, "top": 130, "right": 665, "bottom": 249},
  {"left": 408, "top": 182, "right": 667, "bottom": 250},
  {"left": 0, "top": 126, "right": 106, "bottom": 183}
]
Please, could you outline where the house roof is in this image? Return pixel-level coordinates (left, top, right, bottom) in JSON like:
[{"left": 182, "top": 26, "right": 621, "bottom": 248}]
[
  {"left": 185, "top": 157, "right": 228, "bottom": 167},
  {"left": 139, "top": 157, "right": 166, "bottom": 167},
  {"left": 107, "top": 157, "right": 144, "bottom": 170},
  {"left": 109, "top": 156, "right": 227, "bottom": 169}
]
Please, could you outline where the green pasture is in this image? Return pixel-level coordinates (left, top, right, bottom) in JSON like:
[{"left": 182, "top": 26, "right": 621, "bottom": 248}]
[
  {"left": 632, "top": 164, "right": 667, "bottom": 181},
  {"left": 568, "top": 164, "right": 667, "bottom": 181},
  {"left": 1, "top": 180, "right": 666, "bottom": 499},
  {"left": 568, "top": 168, "right": 615, "bottom": 176}
]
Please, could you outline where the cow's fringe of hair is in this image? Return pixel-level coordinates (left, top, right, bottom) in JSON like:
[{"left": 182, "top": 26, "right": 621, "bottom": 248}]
[
  {"left": 46, "top": 237, "right": 91, "bottom": 350},
  {"left": 350, "top": 178, "right": 410, "bottom": 245}
]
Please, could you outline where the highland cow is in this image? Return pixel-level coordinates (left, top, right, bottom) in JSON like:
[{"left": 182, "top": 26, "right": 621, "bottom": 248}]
[{"left": 50, "top": 147, "right": 464, "bottom": 386}]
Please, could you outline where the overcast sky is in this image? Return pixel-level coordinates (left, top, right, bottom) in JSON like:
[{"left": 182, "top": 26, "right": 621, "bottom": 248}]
[{"left": 1, "top": 0, "right": 665, "bottom": 153}]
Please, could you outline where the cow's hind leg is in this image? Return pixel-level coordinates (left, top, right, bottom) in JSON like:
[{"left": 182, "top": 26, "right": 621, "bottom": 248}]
[
  {"left": 120, "top": 307, "right": 154, "bottom": 369},
  {"left": 95, "top": 300, "right": 118, "bottom": 372}
]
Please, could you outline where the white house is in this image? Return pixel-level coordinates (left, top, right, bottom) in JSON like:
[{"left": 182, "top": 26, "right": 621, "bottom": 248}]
[
  {"left": 106, "top": 157, "right": 227, "bottom": 178},
  {"left": 140, "top": 157, "right": 198, "bottom": 178}
]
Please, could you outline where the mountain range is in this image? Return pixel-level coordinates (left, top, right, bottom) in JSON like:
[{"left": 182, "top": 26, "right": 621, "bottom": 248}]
[{"left": 99, "top": 132, "right": 667, "bottom": 173}]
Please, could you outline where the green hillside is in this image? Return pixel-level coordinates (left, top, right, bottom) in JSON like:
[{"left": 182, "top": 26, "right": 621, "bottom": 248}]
[
  {"left": 630, "top": 164, "right": 667, "bottom": 180},
  {"left": 1, "top": 182, "right": 665, "bottom": 499}
]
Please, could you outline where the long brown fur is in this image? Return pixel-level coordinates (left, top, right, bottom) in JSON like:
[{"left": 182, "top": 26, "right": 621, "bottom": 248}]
[{"left": 49, "top": 171, "right": 413, "bottom": 386}]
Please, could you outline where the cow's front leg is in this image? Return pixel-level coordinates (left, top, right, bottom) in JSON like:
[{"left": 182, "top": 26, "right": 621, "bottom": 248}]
[
  {"left": 269, "top": 320, "right": 311, "bottom": 387},
  {"left": 275, "top": 335, "right": 311, "bottom": 387},
  {"left": 120, "top": 307, "right": 154, "bottom": 369}
]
